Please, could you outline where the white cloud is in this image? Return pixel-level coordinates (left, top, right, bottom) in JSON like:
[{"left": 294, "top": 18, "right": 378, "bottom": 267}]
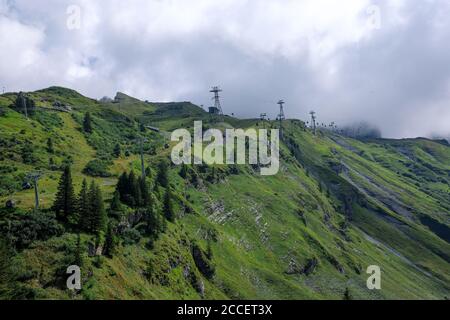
[{"left": 0, "top": 0, "right": 449, "bottom": 138}]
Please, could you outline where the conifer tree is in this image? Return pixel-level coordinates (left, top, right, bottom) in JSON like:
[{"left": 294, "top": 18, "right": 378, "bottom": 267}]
[
  {"left": 163, "top": 188, "right": 175, "bottom": 222},
  {"left": 104, "top": 223, "right": 117, "bottom": 258},
  {"left": 141, "top": 197, "right": 166, "bottom": 246},
  {"left": 139, "top": 176, "right": 150, "bottom": 207},
  {"left": 88, "top": 182, "right": 107, "bottom": 236},
  {"left": 53, "top": 166, "right": 76, "bottom": 223},
  {"left": 128, "top": 170, "right": 140, "bottom": 207},
  {"left": 108, "top": 190, "right": 122, "bottom": 221},
  {"left": 156, "top": 160, "right": 169, "bottom": 188},
  {"left": 14, "top": 93, "right": 36, "bottom": 116},
  {"left": 77, "top": 179, "right": 90, "bottom": 231},
  {"left": 110, "top": 190, "right": 121, "bottom": 212},
  {"left": 116, "top": 172, "right": 128, "bottom": 203},
  {"left": 83, "top": 112, "right": 93, "bottom": 133},
  {"left": 87, "top": 181, "right": 97, "bottom": 232},
  {"left": 74, "top": 234, "right": 84, "bottom": 267}
]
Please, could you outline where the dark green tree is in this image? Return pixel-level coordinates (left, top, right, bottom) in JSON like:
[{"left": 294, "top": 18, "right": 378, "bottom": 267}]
[
  {"left": 88, "top": 181, "right": 107, "bottom": 236},
  {"left": 74, "top": 234, "right": 84, "bottom": 267},
  {"left": 113, "top": 143, "right": 121, "bottom": 158},
  {"left": 163, "top": 189, "right": 176, "bottom": 222},
  {"left": 104, "top": 223, "right": 117, "bottom": 258},
  {"left": 140, "top": 198, "right": 166, "bottom": 248},
  {"left": 46, "top": 138, "right": 54, "bottom": 154},
  {"left": 110, "top": 190, "right": 121, "bottom": 212},
  {"left": 53, "top": 166, "right": 76, "bottom": 223},
  {"left": 83, "top": 112, "right": 93, "bottom": 133},
  {"left": 139, "top": 176, "right": 150, "bottom": 207},
  {"left": 108, "top": 190, "right": 123, "bottom": 221},
  {"left": 14, "top": 92, "right": 36, "bottom": 116},
  {"left": 156, "top": 160, "right": 169, "bottom": 188},
  {"left": 128, "top": 170, "right": 140, "bottom": 207},
  {"left": 116, "top": 172, "right": 128, "bottom": 203},
  {"left": 77, "top": 179, "right": 90, "bottom": 231}
]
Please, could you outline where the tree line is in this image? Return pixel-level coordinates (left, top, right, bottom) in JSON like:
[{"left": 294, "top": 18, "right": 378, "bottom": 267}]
[{"left": 51, "top": 159, "right": 176, "bottom": 256}]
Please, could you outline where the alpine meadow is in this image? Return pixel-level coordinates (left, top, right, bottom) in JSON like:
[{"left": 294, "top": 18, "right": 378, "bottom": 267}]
[
  {"left": 1, "top": 0, "right": 450, "bottom": 304},
  {"left": 0, "top": 87, "right": 449, "bottom": 300}
]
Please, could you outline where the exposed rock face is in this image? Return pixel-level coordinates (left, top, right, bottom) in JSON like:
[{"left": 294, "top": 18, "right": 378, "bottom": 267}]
[
  {"left": 285, "top": 257, "right": 318, "bottom": 276},
  {"left": 96, "top": 245, "right": 104, "bottom": 256},
  {"left": 207, "top": 200, "right": 234, "bottom": 225},
  {"left": 197, "top": 279, "right": 205, "bottom": 298},
  {"left": 192, "top": 243, "right": 215, "bottom": 280},
  {"left": 302, "top": 258, "right": 319, "bottom": 275}
]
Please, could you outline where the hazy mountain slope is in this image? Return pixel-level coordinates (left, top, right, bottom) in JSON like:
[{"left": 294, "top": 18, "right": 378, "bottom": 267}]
[{"left": 0, "top": 87, "right": 448, "bottom": 300}]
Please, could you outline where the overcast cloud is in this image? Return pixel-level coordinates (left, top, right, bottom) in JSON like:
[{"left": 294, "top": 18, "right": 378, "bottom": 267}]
[{"left": 1, "top": 0, "right": 449, "bottom": 138}]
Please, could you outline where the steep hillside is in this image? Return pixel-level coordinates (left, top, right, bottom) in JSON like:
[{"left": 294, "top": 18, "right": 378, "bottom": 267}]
[{"left": 0, "top": 87, "right": 449, "bottom": 300}]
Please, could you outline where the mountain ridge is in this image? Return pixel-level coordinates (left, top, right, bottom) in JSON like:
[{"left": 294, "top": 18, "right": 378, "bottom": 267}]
[{"left": 0, "top": 87, "right": 449, "bottom": 300}]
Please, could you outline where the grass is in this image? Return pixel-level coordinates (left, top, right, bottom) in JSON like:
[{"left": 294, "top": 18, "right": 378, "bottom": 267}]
[{"left": 0, "top": 88, "right": 449, "bottom": 300}]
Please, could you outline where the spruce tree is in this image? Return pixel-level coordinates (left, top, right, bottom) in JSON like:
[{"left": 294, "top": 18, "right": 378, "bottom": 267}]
[
  {"left": 104, "top": 223, "right": 117, "bottom": 258},
  {"left": 77, "top": 179, "right": 90, "bottom": 231},
  {"left": 116, "top": 172, "right": 128, "bottom": 203},
  {"left": 83, "top": 112, "right": 93, "bottom": 133},
  {"left": 139, "top": 176, "right": 150, "bottom": 207},
  {"left": 156, "top": 160, "right": 169, "bottom": 188},
  {"left": 87, "top": 181, "right": 97, "bottom": 232},
  {"left": 108, "top": 190, "right": 122, "bottom": 221},
  {"left": 128, "top": 171, "right": 140, "bottom": 207},
  {"left": 110, "top": 190, "right": 121, "bottom": 212},
  {"left": 141, "top": 197, "right": 166, "bottom": 247},
  {"left": 14, "top": 93, "right": 36, "bottom": 116},
  {"left": 163, "top": 189, "right": 175, "bottom": 222},
  {"left": 74, "top": 234, "right": 84, "bottom": 267},
  {"left": 27, "top": 97, "right": 36, "bottom": 115},
  {"left": 89, "top": 182, "right": 107, "bottom": 236},
  {"left": 53, "top": 166, "right": 76, "bottom": 223}
]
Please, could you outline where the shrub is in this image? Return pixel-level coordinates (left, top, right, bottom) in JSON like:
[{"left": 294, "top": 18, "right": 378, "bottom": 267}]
[
  {"left": 191, "top": 242, "right": 215, "bottom": 279},
  {"left": 122, "top": 228, "right": 141, "bottom": 245},
  {"left": 1, "top": 210, "right": 64, "bottom": 250},
  {"left": 21, "top": 143, "right": 36, "bottom": 164},
  {"left": 82, "top": 159, "right": 112, "bottom": 177},
  {"left": 0, "top": 173, "right": 22, "bottom": 196}
]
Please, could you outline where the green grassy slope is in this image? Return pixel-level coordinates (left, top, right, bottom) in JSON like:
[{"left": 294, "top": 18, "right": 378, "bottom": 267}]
[{"left": 0, "top": 87, "right": 448, "bottom": 300}]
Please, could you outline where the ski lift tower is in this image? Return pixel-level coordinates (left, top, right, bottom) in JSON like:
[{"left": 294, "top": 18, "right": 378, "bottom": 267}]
[
  {"left": 277, "top": 100, "right": 285, "bottom": 138},
  {"left": 210, "top": 86, "right": 223, "bottom": 117}
]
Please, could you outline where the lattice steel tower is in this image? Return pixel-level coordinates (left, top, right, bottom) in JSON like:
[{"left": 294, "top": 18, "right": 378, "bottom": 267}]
[
  {"left": 210, "top": 86, "right": 223, "bottom": 116},
  {"left": 277, "top": 100, "right": 285, "bottom": 138},
  {"left": 310, "top": 111, "right": 317, "bottom": 135}
]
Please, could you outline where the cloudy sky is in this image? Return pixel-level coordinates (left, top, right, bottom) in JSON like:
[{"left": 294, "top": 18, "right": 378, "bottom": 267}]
[{"left": 1, "top": 0, "right": 449, "bottom": 138}]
